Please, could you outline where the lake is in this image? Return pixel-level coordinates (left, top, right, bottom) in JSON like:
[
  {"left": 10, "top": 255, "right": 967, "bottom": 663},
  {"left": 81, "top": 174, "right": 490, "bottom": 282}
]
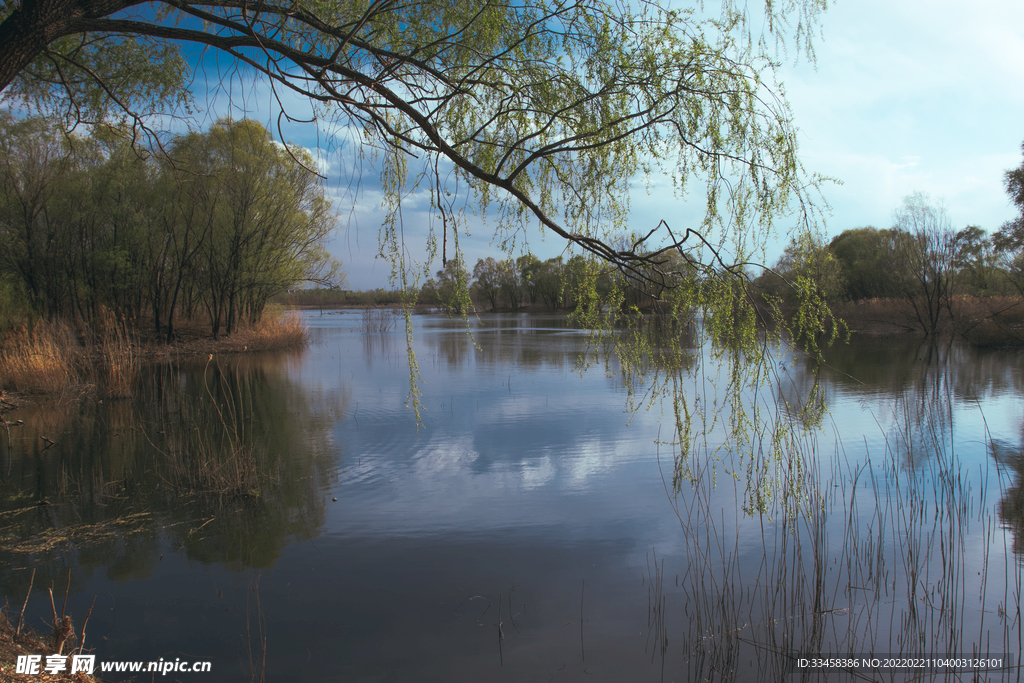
[{"left": 2, "top": 311, "right": 1023, "bottom": 682}]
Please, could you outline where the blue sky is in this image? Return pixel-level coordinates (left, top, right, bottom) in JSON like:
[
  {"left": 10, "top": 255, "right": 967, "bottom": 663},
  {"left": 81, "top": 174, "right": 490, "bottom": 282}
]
[
  {"left": 779, "top": 0, "right": 1024, "bottom": 245},
  {"left": 180, "top": 0, "right": 1024, "bottom": 290}
]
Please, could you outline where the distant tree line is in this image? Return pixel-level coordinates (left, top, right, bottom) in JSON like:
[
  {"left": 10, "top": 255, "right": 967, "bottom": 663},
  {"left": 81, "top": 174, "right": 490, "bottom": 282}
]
[
  {"left": 0, "top": 114, "right": 341, "bottom": 339},
  {"left": 385, "top": 242, "right": 706, "bottom": 317},
  {"left": 419, "top": 254, "right": 595, "bottom": 312},
  {"left": 276, "top": 288, "right": 407, "bottom": 308},
  {"left": 287, "top": 253, "right": 648, "bottom": 314},
  {"left": 290, "top": 146, "right": 1024, "bottom": 343},
  {"left": 755, "top": 165, "right": 1024, "bottom": 337}
]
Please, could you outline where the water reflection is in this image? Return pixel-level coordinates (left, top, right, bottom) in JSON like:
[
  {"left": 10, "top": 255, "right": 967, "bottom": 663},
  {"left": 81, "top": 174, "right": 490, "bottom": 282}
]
[
  {"left": 1, "top": 315, "right": 1022, "bottom": 681},
  {"left": 779, "top": 337, "right": 1024, "bottom": 475},
  {"left": 992, "top": 438, "right": 1024, "bottom": 558},
  {"left": 0, "top": 353, "right": 346, "bottom": 595},
  {"left": 362, "top": 324, "right": 399, "bottom": 368},
  {"left": 423, "top": 313, "right": 581, "bottom": 371},
  {"left": 815, "top": 336, "right": 1024, "bottom": 401}
]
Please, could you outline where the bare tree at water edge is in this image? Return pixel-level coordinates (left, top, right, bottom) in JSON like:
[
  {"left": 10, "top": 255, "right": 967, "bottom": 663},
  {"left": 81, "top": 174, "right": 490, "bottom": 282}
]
[{"left": 890, "top": 193, "right": 960, "bottom": 337}]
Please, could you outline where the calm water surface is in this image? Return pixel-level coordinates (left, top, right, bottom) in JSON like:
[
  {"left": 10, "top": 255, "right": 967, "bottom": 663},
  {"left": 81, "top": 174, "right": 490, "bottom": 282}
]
[{"left": 3, "top": 311, "right": 1023, "bottom": 681}]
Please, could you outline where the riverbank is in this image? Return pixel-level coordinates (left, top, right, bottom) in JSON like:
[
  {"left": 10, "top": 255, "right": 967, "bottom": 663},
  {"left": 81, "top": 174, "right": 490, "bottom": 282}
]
[
  {"left": 1, "top": 615, "right": 100, "bottom": 683},
  {"left": 0, "top": 309, "right": 309, "bottom": 396},
  {"left": 757, "top": 294, "right": 1024, "bottom": 347},
  {"left": 831, "top": 296, "right": 1024, "bottom": 346}
]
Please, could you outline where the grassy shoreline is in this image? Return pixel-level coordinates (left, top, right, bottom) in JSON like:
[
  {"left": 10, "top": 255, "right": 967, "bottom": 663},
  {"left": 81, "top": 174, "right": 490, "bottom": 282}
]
[
  {"left": 831, "top": 295, "right": 1024, "bottom": 346},
  {"left": 0, "top": 309, "right": 309, "bottom": 397},
  {"left": 760, "top": 294, "right": 1024, "bottom": 347}
]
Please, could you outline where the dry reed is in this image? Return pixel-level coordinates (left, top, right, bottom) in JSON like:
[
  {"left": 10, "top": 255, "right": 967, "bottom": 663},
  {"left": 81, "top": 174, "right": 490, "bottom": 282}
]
[
  {"left": 362, "top": 308, "right": 398, "bottom": 333},
  {"left": 155, "top": 359, "right": 278, "bottom": 499},
  {"left": 0, "top": 320, "right": 81, "bottom": 393},
  {"left": 234, "top": 309, "right": 309, "bottom": 352},
  {"left": 834, "top": 295, "right": 1024, "bottom": 344},
  {"left": 97, "top": 307, "right": 138, "bottom": 398},
  {"left": 163, "top": 441, "right": 265, "bottom": 498},
  {"left": 952, "top": 296, "right": 1024, "bottom": 346},
  {"left": 159, "top": 389, "right": 267, "bottom": 499}
]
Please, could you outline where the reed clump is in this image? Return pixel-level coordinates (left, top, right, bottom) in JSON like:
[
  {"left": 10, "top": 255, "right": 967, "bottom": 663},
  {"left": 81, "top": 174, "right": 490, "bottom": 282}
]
[
  {"left": 96, "top": 306, "right": 138, "bottom": 398},
  {"left": 159, "top": 409, "right": 263, "bottom": 499},
  {"left": 156, "top": 359, "right": 280, "bottom": 500},
  {"left": 0, "top": 320, "right": 82, "bottom": 394},
  {"left": 232, "top": 308, "right": 309, "bottom": 352},
  {"left": 163, "top": 441, "right": 267, "bottom": 499},
  {"left": 362, "top": 308, "right": 398, "bottom": 333}
]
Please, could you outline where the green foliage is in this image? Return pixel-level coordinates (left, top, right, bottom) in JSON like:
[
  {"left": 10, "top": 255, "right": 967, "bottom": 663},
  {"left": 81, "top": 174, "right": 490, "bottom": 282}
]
[
  {"left": 4, "top": 30, "right": 191, "bottom": 128},
  {"left": 534, "top": 257, "right": 566, "bottom": 309},
  {"left": 1002, "top": 142, "right": 1024, "bottom": 232},
  {"left": 471, "top": 258, "right": 502, "bottom": 310},
  {"left": 496, "top": 259, "right": 524, "bottom": 312},
  {"left": 327, "top": 0, "right": 831, "bottom": 327},
  {"left": 468, "top": 254, "right": 581, "bottom": 311},
  {"left": 166, "top": 118, "right": 341, "bottom": 337},
  {"left": 275, "top": 289, "right": 399, "bottom": 308},
  {"left": 555, "top": 247, "right": 836, "bottom": 516},
  {"left": 828, "top": 226, "right": 903, "bottom": 300},
  {"left": 0, "top": 114, "right": 341, "bottom": 338},
  {"left": 757, "top": 235, "right": 844, "bottom": 305},
  {"left": 430, "top": 257, "right": 472, "bottom": 315},
  {"left": 752, "top": 234, "right": 846, "bottom": 355},
  {"left": 994, "top": 143, "right": 1024, "bottom": 296},
  {"left": 953, "top": 225, "right": 1001, "bottom": 296}
]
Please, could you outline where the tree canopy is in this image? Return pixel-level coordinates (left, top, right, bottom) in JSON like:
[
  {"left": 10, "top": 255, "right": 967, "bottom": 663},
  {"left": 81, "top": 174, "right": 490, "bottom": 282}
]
[
  {"left": 1, "top": 0, "right": 827, "bottom": 285},
  {"left": 993, "top": 142, "right": 1024, "bottom": 296},
  {"left": 0, "top": 114, "right": 340, "bottom": 337}
]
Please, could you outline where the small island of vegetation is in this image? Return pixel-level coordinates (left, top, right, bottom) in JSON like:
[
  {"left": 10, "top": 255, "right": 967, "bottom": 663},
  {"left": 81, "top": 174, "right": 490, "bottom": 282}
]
[{"left": 0, "top": 115, "right": 342, "bottom": 395}]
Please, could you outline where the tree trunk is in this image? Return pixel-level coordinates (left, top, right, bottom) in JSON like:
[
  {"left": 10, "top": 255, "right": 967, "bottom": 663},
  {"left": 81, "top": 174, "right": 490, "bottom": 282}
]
[{"left": 0, "top": 0, "right": 135, "bottom": 91}]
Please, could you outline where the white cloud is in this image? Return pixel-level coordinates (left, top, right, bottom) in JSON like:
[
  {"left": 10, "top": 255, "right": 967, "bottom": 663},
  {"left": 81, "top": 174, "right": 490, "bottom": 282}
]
[{"left": 778, "top": 0, "right": 1024, "bottom": 249}]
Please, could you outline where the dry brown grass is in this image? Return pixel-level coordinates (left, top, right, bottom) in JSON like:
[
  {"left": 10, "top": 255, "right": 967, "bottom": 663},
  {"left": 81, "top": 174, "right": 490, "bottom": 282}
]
[
  {"left": 831, "top": 298, "right": 923, "bottom": 335},
  {"left": 0, "top": 321, "right": 82, "bottom": 394},
  {"left": 0, "top": 307, "right": 308, "bottom": 397},
  {"left": 831, "top": 295, "right": 1024, "bottom": 345},
  {"left": 96, "top": 307, "right": 138, "bottom": 398},
  {"left": 231, "top": 308, "right": 309, "bottom": 352},
  {"left": 952, "top": 296, "right": 1024, "bottom": 346},
  {"left": 0, "top": 588, "right": 100, "bottom": 683}
]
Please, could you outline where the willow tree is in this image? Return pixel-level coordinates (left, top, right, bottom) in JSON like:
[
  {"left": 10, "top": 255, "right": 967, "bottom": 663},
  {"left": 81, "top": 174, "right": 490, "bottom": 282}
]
[
  {"left": 157, "top": 119, "right": 341, "bottom": 339},
  {"left": 1, "top": 0, "right": 837, "bottom": 513},
  {"left": 175, "top": 119, "right": 339, "bottom": 337},
  {"left": 2, "top": 0, "right": 825, "bottom": 261}
]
